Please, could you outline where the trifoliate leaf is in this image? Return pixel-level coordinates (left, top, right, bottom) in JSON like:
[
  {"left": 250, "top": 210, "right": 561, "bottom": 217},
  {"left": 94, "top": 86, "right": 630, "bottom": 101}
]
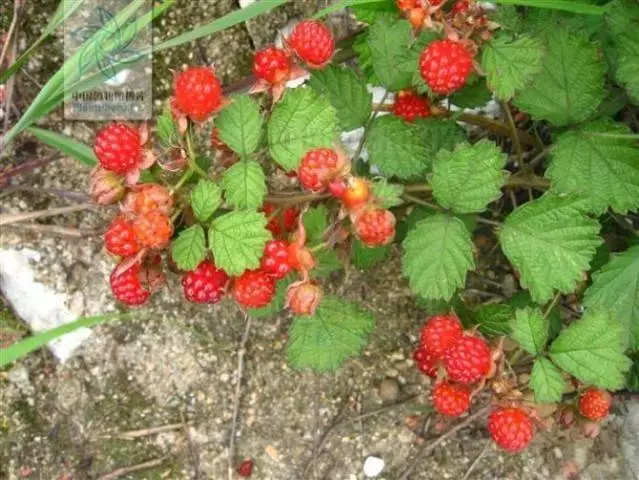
[
  {"left": 432, "top": 140, "right": 507, "bottom": 214},
  {"left": 303, "top": 205, "right": 329, "bottom": 246},
  {"left": 221, "top": 159, "right": 267, "bottom": 210},
  {"left": 413, "top": 118, "right": 467, "bottom": 170},
  {"left": 514, "top": 31, "right": 605, "bottom": 126},
  {"left": 549, "top": 310, "right": 631, "bottom": 390},
  {"left": 449, "top": 77, "right": 493, "bottom": 109},
  {"left": 547, "top": 119, "right": 639, "bottom": 214},
  {"left": 249, "top": 275, "right": 294, "bottom": 318},
  {"left": 367, "top": 116, "right": 428, "bottom": 179},
  {"left": 472, "top": 303, "right": 513, "bottom": 337},
  {"left": 367, "top": 17, "right": 413, "bottom": 91},
  {"left": 268, "top": 88, "right": 337, "bottom": 171},
  {"left": 372, "top": 179, "right": 403, "bottom": 208},
  {"left": 353, "top": 239, "right": 390, "bottom": 270},
  {"left": 510, "top": 307, "right": 549, "bottom": 355},
  {"left": 191, "top": 179, "right": 223, "bottom": 223},
  {"left": 216, "top": 95, "right": 264, "bottom": 156},
  {"left": 402, "top": 214, "right": 475, "bottom": 301},
  {"left": 157, "top": 104, "right": 179, "bottom": 147},
  {"left": 584, "top": 246, "right": 639, "bottom": 350},
  {"left": 171, "top": 225, "right": 206, "bottom": 271},
  {"left": 209, "top": 211, "right": 271, "bottom": 276},
  {"left": 481, "top": 35, "right": 545, "bottom": 100},
  {"left": 500, "top": 193, "right": 602, "bottom": 303},
  {"left": 530, "top": 357, "right": 566, "bottom": 404},
  {"left": 312, "top": 250, "right": 343, "bottom": 279},
  {"left": 287, "top": 296, "right": 375, "bottom": 372},
  {"left": 309, "top": 65, "right": 372, "bottom": 131},
  {"left": 350, "top": 0, "right": 396, "bottom": 23}
]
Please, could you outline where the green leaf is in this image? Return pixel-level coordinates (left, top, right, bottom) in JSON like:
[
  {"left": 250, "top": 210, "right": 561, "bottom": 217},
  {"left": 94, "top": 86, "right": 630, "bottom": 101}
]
[
  {"left": 249, "top": 275, "right": 294, "bottom": 318},
  {"left": 510, "top": 307, "right": 549, "bottom": 355},
  {"left": 221, "top": 160, "right": 267, "bottom": 210},
  {"left": 604, "top": 0, "right": 639, "bottom": 103},
  {"left": 514, "top": 31, "right": 605, "bottom": 126},
  {"left": 209, "top": 211, "right": 271, "bottom": 276},
  {"left": 507, "top": 291, "right": 562, "bottom": 339},
  {"left": 547, "top": 119, "right": 639, "bottom": 214},
  {"left": 431, "top": 140, "right": 507, "bottom": 214},
  {"left": 171, "top": 225, "right": 207, "bottom": 271},
  {"left": 309, "top": 65, "right": 373, "bottom": 131},
  {"left": 584, "top": 246, "right": 639, "bottom": 350},
  {"left": 27, "top": 127, "right": 97, "bottom": 166},
  {"left": 413, "top": 119, "right": 467, "bottom": 171},
  {"left": 500, "top": 193, "right": 602, "bottom": 303},
  {"left": 312, "top": 250, "right": 343, "bottom": 278},
  {"left": 402, "top": 214, "right": 475, "bottom": 301},
  {"left": 481, "top": 35, "right": 545, "bottom": 100},
  {"left": 367, "top": 17, "right": 413, "bottom": 91},
  {"left": 367, "top": 116, "right": 428, "bottom": 179},
  {"left": 353, "top": 240, "right": 390, "bottom": 270},
  {"left": 216, "top": 95, "right": 264, "bottom": 156},
  {"left": 371, "top": 179, "right": 404, "bottom": 208},
  {"left": 268, "top": 88, "right": 337, "bottom": 171},
  {"left": 303, "top": 205, "right": 330, "bottom": 246},
  {"left": 191, "top": 180, "right": 223, "bottom": 223},
  {"left": 627, "top": 355, "right": 639, "bottom": 392},
  {"left": 472, "top": 303, "right": 513, "bottom": 337},
  {"left": 493, "top": 0, "right": 606, "bottom": 16},
  {"left": 157, "top": 104, "right": 179, "bottom": 147},
  {"left": 352, "top": 31, "right": 381, "bottom": 85},
  {"left": 549, "top": 310, "right": 631, "bottom": 390},
  {"left": 350, "top": 0, "right": 397, "bottom": 23},
  {"left": 397, "top": 30, "right": 440, "bottom": 94},
  {"left": 449, "top": 78, "right": 494, "bottom": 108},
  {"left": 530, "top": 357, "right": 566, "bottom": 404},
  {"left": 287, "top": 296, "right": 375, "bottom": 372}
]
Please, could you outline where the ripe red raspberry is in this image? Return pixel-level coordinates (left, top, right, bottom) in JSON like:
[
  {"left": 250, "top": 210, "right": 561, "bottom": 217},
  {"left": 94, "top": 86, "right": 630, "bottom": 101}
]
[
  {"left": 392, "top": 91, "right": 431, "bottom": 122},
  {"left": 232, "top": 270, "right": 276, "bottom": 308},
  {"left": 173, "top": 67, "right": 222, "bottom": 122},
  {"left": 263, "top": 203, "right": 299, "bottom": 237},
  {"left": 578, "top": 388, "right": 612, "bottom": 421},
  {"left": 253, "top": 46, "right": 292, "bottom": 84},
  {"left": 299, "top": 148, "right": 345, "bottom": 193},
  {"left": 237, "top": 459, "right": 254, "bottom": 478},
  {"left": 353, "top": 207, "right": 396, "bottom": 247},
  {"left": 414, "top": 347, "right": 438, "bottom": 378},
  {"left": 443, "top": 335, "right": 491, "bottom": 384},
  {"left": 432, "top": 381, "right": 471, "bottom": 417},
  {"left": 288, "top": 20, "right": 335, "bottom": 68},
  {"left": 488, "top": 407, "right": 535, "bottom": 452},
  {"left": 182, "top": 260, "right": 229, "bottom": 304},
  {"left": 340, "top": 177, "right": 370, "bottom": 210},
  {"left": 287, "top": 281, "right": 323, "bottom": 316},
  {"left": 420, "top": 314, "right": 463, "bottom": 358},
  {"left": 94, "top": 123, "right": 141, "bottom": 174},
  {"left": 105, "top": 216, "right": 140, "bottom": 257},
  {"left": 261, "top": 240, "right": 292, "bottom": 279},
  {"left": 122, "top": 184, "right": 174, "bottom": 216},
  {"left": 110, "top": 263, "right": 150, "bottom": 306},
  {"left": 132, "top": 212, "right": 173, "bottom": 249},
  {"left": 419, "top": 40, "right": 473, "bottom": 95}
]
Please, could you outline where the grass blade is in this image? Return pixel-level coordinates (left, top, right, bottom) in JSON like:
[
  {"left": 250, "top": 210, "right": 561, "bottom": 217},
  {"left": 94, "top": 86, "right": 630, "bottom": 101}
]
[
  {"left": 27, "top": 127, "right": 97, "bottom": 166},
  {"left": 492, "top": 0, "right": 606, "bottom": 15},
  {"left": 0, "top": 312, "right": 131, "bottom": 368}
]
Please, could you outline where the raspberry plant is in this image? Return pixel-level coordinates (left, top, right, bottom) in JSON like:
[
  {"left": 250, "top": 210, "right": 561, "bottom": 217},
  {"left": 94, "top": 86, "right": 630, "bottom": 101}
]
[{"left": 4, "top": 0, "right": 639, "bottom": 457}]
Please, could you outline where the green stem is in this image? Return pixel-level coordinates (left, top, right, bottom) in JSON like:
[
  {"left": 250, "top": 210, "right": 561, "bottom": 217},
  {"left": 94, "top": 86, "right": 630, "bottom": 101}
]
[{"left": 185, "top": 128, "right": 211, "bottom": 179}]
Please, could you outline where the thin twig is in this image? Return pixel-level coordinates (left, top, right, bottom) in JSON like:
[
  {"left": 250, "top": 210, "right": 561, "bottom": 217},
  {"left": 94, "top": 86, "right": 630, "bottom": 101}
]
[
  {"left": 461, "top": 440, "right": 491, "bottom": 480},
  {"left": 0, "top": 186, "right": 89, "bottom": 203},
  {"left": 95, "top": 423, "right": 185, "bottom": 441},
  {"left": 3, "top": 223, "right": 100, "bottom": 238},
  {"left": 0, "top": 155, "right": 59, "bottom": 184},
  {"left": 501, "top": 101, "right": 523, "bottom": 165},
  {"left": 0, "top": 203, "right": 96, "bottom": 226},
  {"left": 353, "top": 90, "right": 389, "bottom": 163},
  {"left": 402, "top": 194, "right": 441, "bottom": 211},
  {"left": 398, "top": 406, "right": 490, "bottom": 480},
  {"left": 543, "top": 292, "right": 561, "bottom": 320},
  {"left": 526, "top": 148, "right": 549, "bottom": 171},
  {"left": 228, "top": 313, "right": 252, "bottom": 480},
  {"left": 97, "top": 456, "right": 168, "bottom": 480}
]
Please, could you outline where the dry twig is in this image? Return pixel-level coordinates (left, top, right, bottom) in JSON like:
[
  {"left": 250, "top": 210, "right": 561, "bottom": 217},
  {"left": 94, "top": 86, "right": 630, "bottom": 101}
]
[
  {"left": 97, "top": 456, "right": 168, "bottom": 480},
  {"left": 461, "top": 439, "right": 492, "bottom": 480},
  {"left": 0, "top": 203, "right": 95, "bottom": 226}
]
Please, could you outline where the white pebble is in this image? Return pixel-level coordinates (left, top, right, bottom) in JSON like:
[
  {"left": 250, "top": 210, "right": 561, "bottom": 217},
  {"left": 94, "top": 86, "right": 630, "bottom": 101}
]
[{"left": 363, "top": 456, "right": 385, "bottom": 478}]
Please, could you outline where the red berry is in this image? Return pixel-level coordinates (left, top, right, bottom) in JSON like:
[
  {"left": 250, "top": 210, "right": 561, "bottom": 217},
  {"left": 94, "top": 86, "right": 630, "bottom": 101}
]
[
  {"left": 253, "top": 46, "right": 292, "bottom": 84},
  {"left": 392, "top": 91, "right": 431, "bottom": 122},
  {"left": 419, "top": 40, "right": 473, "bottom": 95},
  {"left": 132, "top": 212, "right": 173, "bottom": 249},
  {"left": 236, "top": 459, "right": 254, "bottom": 477},
  {"left": 182, "top": 260, "right": 229, "bottom": 304},
  {"left": 354, "top": 207, "right": 396, "bottom": 247},
  {"left": 173, "top": 67, "right": 222, "bottom": 122},
  {"left": 488, "top": 407, "right": 534, "bottom": 453},
  {"left": 578, "top": 388, "right": 612, "bottom": 421},
  {"left": 288, "top": 20, "right": 335, "bottom": 68},
  {"left": 420, "top": 314, "right": 463, "bottom": 358},
  {"left": 396, "top": 0, "right": 422, "bottom": 8},
  {"left": 94, "top": 123, "right": 141, "bottom": 174},
  {"left": 286, "top": 281, "right": 323, "bottom": 316},
  {"left": 263, "top": 203, "right": 299, "bottom": 237},
  {"left": 261, "top": 240, "right": 292, "bottom": 279},
  {"left": 299, "top": 148, "right": 345, "bottom": 193},
  {"left": 413, "top": 347, "right": 438, "bottom": 378},
  {"left": 432, "top": 381, "right": 471, "bottom": 417},
  {"left": 110, "top": 263, "right": 150, "bottom": 306},
  {"left": 341, "top": 177, "right": 370, "bottom": 210},
  {"left": 105, "top": 216, "right": 140, "bottom": 257},
  {"left": 443, "top": 335, "right": 491, "bottom": 384},
  {"left": 233, "top": 270, "right": 276, "bottom": 308},
  {"left": 452, "top": 0, "right": 471, "bottom": 14}
]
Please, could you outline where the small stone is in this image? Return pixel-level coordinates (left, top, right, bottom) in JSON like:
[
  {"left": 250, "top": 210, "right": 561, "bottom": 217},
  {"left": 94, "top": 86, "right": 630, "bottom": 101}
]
[
  {"left": 378, "top": 378, "right": 400, "bottom": 401},
  {"left": 363, "top": 456, "right": 385, "bottom": 478}
]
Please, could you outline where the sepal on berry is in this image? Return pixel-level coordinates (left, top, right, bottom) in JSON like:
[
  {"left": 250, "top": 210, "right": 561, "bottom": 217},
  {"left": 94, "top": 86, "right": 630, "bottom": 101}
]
[
  {"left": 89, "top": 167, "right": 125, "bottom": 205},
  {"left": 286, "top": 280, "right": 323, "bottom": 316}
]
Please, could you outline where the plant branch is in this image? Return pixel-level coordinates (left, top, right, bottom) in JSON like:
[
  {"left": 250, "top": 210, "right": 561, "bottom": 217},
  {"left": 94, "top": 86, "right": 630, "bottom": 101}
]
[
  {"left": 501, "top": 101, "right": 523, "bottom": 164},
  {"left": 352, "top": 90, "right": 390, "bottom": 165},
  {"left": 3, "top": 223, "right": 100, "bottom": 238},
  {"left": 97, "top": 457, "right": 168, "bottom": 480},
  {"left": 543, "top": 292, "right": 561, "bottom": 320},
  {"left": 0, "top": 203, "right": 97, "bottom": 227}
]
